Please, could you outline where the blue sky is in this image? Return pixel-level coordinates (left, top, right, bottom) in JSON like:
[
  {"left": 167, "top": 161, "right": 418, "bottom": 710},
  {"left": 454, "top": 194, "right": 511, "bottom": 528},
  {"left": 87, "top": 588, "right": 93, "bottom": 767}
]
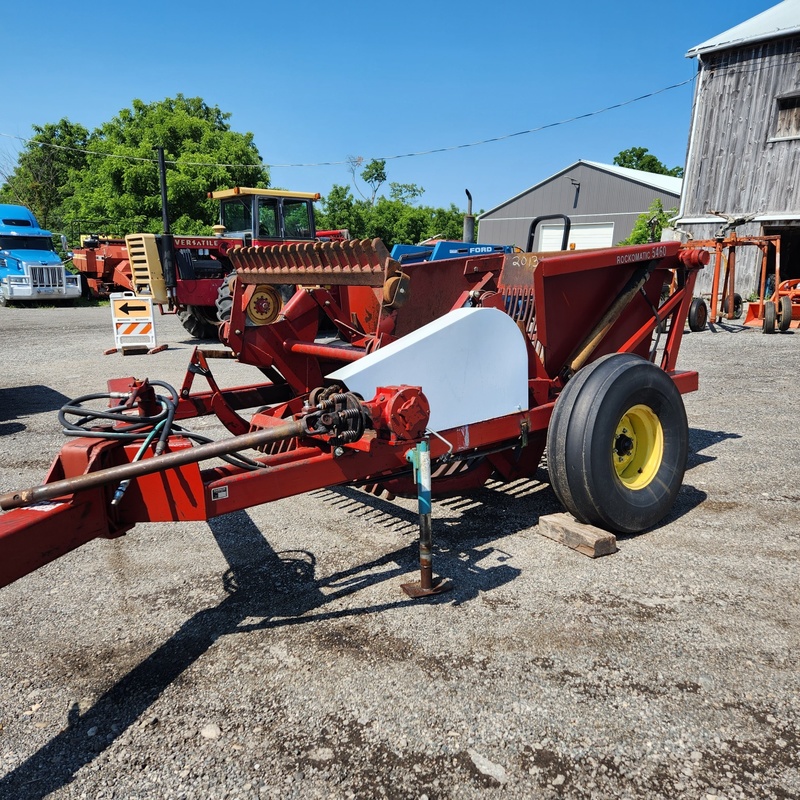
[{"left": 1, "top": 1, "right": 778, "bottom": 215}]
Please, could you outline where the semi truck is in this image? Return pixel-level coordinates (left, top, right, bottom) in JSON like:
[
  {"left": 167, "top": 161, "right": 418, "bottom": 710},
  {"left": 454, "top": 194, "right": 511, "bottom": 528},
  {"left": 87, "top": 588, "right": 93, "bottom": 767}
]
[{"left": 0, "top": 205, "right": 81, "bottom": 306}]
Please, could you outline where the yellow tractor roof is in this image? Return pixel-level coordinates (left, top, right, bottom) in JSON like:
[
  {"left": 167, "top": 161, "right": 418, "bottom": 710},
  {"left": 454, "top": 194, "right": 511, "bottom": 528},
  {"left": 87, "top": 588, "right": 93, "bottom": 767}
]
[{"left": 209, "top": 187, "right": 321, "bottom": 200}]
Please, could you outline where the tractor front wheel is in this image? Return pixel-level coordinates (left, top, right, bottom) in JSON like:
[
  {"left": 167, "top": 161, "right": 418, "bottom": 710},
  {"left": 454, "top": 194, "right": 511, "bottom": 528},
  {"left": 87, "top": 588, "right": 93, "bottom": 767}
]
[{"left": 547, "top": 354, "right": 689, "bottom": 534}]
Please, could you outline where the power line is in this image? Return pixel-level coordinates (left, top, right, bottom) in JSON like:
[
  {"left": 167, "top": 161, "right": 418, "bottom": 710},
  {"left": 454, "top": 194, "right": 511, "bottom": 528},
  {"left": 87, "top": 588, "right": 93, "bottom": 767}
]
[
  {"left": 377, "top": 77, "right": 696, "bottom": 162},
  {"left": 0, "top": 76, "right": 696, "bottom": 170}
]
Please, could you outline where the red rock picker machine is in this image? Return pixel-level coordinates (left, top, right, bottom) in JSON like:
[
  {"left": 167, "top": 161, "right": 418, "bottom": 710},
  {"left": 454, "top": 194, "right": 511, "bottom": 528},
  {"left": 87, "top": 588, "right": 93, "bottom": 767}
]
[{"left": 0, "top": 238, "right": 708, "bottom": 596}]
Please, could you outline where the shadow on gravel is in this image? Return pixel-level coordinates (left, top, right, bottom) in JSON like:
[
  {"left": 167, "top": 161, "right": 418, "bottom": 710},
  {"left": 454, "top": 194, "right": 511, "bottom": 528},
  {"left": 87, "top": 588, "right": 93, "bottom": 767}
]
[
  {"left": 704, "top": 321, "right": 753, "bottom": 334},
  {"left": 687, "top": 427, "right": 742, "bottom": 469},
  {"left": 0, "top": 385, "right": 70, "bottom": 427},
  {"left": 331, "top": 476, "right": 705, "bottom": 550},
  {"left": 0, "top": 504, "right": 521, "bottom": 799}
]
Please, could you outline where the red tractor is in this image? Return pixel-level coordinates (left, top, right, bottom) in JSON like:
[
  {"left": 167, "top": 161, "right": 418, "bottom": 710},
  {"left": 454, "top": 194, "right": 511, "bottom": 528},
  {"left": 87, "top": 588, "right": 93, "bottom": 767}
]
[{"left": 71, "top": 187, "right": 348, "bottom": 338}]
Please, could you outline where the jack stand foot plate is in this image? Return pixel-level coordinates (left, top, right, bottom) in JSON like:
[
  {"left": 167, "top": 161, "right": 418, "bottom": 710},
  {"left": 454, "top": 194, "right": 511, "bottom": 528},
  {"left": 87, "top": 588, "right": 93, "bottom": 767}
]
[{"left": 400, "top": 577, "right": 451, "bottom": 599}]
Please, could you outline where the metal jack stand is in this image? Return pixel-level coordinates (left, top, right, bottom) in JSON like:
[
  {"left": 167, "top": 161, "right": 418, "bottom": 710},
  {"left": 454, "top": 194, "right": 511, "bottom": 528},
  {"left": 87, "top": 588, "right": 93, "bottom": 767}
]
[{"left": 401, "top": 439, "right": 451, "bottom": 598}]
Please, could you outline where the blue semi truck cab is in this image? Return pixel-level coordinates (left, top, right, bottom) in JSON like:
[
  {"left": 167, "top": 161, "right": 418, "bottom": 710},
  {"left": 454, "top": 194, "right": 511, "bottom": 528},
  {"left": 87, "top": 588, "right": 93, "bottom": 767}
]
[{"left": 0, "top": 204, "right": 81, "bottom": 305}]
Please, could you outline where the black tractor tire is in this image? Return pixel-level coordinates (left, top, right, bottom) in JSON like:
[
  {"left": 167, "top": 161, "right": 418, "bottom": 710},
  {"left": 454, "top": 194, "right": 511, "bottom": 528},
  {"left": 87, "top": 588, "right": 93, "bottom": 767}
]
[
  {"left": 778, "top": 295, "right": 793, "bottom": 332},
  {"left": 546, "top": 353, "right": 689, "bottom": 534},
  {"left": 177, "top": 305, "right": 219, "bottom": 340},
  {"left": 721, "top": 292, "right": 743, "bottom": 319},
  {"left": 687, "top": 297, "right": 708, "bottom": 332},
  {"left": 215, "top": 275, "right": 235, "bottom": 325},
  {"left": 214, "top": 276, "right": 236, "bottom": 348},
  {"left": 763, "top": 301, "right": 776, "bottom": 334},
  {"left": 278, "top": 284, "right": 296, "bottom": 305}
]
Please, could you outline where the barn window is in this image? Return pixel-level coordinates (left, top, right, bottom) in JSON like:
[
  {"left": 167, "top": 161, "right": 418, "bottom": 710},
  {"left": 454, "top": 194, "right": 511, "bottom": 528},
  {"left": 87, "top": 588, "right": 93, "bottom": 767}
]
[{"left": 775, "top": 95, "right": 800, "bottom": 138}]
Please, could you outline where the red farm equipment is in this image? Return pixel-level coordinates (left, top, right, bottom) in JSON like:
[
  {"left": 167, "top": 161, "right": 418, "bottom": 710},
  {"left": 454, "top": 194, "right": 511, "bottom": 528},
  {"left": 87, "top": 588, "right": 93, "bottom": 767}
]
[
  {"left": 0, "top": 238, "right": 708, "bottom": 596},
  {"left": 71, "top": 186, "right": 348, "bottom": 339},
  {"left": 739, "top": 233, "right": 800, "bottom": 333},
  {"left": 681, "top": 231, "right": 788, "bottom": 332},
  {"left": 678, "top": 212, "right": 799, "bottom": 333}
]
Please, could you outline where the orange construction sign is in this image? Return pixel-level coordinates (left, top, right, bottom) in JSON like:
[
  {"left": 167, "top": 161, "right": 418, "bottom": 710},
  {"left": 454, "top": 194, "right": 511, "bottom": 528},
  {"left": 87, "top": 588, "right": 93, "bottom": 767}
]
[{"left": 110, "top": 292, "right": 157, "bottom": 353}]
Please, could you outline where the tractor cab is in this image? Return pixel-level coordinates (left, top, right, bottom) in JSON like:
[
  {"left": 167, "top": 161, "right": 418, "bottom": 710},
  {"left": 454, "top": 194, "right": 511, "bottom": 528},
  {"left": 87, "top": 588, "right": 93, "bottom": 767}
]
[{"left": 211, "top": 188, "right": 319, "bottom": 245}]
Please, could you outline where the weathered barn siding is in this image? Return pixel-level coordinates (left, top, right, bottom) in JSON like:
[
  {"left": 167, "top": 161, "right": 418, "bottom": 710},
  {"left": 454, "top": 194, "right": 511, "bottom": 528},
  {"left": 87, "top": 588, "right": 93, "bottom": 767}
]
[
  {"left": 478, "top": 162, "right": 680, "bottom": 249},
  {"left": 680, "top": 34, "right": 800, "bottom": 294},
  {"left": 683, "top": 36, "right": 800, "bottom": 216}
]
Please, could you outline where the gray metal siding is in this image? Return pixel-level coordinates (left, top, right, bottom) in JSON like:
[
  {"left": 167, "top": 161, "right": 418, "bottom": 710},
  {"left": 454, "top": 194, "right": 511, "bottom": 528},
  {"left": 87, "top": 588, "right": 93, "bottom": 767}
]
[{"left": 478, "top": 163, "right": 680, "bottom": 249}]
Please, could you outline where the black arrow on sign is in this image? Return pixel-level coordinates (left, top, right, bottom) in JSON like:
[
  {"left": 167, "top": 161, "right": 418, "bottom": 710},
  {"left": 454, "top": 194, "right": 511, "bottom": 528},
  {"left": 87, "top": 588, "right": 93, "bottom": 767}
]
[{"left": 119, "top": 302, "right": 147, "bottom": 315}]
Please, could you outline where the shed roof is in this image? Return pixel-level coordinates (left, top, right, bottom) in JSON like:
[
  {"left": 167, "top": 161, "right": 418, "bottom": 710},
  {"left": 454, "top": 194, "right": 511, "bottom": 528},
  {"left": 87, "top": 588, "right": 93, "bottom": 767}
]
[
  {"left": 478, "top": 160, "right": 682, "bottom": 218},
  {"left": 686, "top": 0, "right": 800, "bottom": 58}
]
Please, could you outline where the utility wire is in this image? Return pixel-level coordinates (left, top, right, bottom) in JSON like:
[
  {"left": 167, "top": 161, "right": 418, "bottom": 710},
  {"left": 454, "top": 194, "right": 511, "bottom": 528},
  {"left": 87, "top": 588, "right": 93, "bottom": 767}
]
[{"left": 0, "top": 76, "right": 696, "bottom": 169}]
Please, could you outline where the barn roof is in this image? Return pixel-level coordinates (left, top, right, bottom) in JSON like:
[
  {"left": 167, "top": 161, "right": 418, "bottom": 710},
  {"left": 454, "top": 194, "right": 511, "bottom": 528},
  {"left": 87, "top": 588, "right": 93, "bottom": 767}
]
[
  {"left": 478, "top": 160, "right": 682, "bottom": 218},
  {"left": 687, "top": 0, "right": 800, "bottom": 58}
]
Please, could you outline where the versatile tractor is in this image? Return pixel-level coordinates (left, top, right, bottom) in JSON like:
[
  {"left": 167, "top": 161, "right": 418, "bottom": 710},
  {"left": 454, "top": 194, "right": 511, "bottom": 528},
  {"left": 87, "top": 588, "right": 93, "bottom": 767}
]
[
  {"left": 0, "top": 237, "right": 708, "bottom": 596},
  {"left": 72, "top": 187, "right": 348, "bottom": 338}
]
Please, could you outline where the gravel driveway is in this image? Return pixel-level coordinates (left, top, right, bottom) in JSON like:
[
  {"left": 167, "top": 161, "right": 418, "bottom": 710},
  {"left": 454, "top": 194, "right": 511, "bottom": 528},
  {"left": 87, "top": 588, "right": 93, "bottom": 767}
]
[{"left": 0, "top": 305, "right": 797, "bottom": 800}]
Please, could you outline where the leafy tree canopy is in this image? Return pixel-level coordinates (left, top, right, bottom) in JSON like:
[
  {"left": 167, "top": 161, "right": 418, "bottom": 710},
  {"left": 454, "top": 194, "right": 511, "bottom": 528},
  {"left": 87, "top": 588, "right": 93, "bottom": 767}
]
[
  {"left": 613, "top": 147, "right": 683, "bottom": 178},
  {"left": 317, "top": 185, "right": 464, "bottom": 244},
  {"left": 347, "top": 157, "right": 387, "bottom": 205},
  {"left": 618, "top": 198, "right": 677, "bottom": 245},
  {"left": 0, "top": 119, "right": 90, "bottom": 228},
  {"left": 316, "top": 157, "right": 465, "bottom": 244},
  {"left": 0, "top": 95, "right": 269, "bottom": 239}
]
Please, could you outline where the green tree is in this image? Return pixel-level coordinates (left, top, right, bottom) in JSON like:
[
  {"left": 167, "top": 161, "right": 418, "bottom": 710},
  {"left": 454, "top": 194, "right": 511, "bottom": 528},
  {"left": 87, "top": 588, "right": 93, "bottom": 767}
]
[
  {"left": 613, "top": 147, "right": 683, "bottom": 178},
  {"left": 317, "top": 159, "right": 468, "bottom": 245},
  {"left": 369, "top": 196, "right": 429, "bottom": 244},
  {"left": 0, "top": 119, "right": 90, "bottom": 228},
  {"left": 315, "top": 184, "right": 371, "bottom": 238},
  {"left": 618, "top": 198, "right": 677, "bottom": 245},
  {"left": 389, "top": 182, "right": 425, "bottom": 203},
  {"left": 347, "top": 157, "right": 388, "bottom": 205},
  {"left": 424, "top": 204, "right": 465, "bottom": 241},
  {"left": 63, "top": 95, "right": 269, "bottom": 235},
  {"left": 1, "top": 95, "right": 269, "bottom": 239},
  {"left": 318, "top": 184, "right": 466, "bottom": 246}
]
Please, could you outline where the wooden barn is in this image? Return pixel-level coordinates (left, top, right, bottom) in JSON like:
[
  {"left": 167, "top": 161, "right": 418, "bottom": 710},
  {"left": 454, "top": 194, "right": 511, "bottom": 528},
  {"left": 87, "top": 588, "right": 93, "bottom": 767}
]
[
  {"left": 676, "top": 0, "right": 800, "bottom": 295},
  {"left": 477, "top": 160, "right": 681, "bottom": 251}
]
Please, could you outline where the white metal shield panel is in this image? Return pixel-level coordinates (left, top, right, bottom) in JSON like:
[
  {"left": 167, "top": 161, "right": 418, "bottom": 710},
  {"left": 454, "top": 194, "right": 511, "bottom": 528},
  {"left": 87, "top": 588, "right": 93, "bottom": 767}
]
[
  {"left": 328, "top": 307, "right": 529, "bottom": 433},
  {"left": 539, "top": 222, "right": 615, "bottom": 251}
]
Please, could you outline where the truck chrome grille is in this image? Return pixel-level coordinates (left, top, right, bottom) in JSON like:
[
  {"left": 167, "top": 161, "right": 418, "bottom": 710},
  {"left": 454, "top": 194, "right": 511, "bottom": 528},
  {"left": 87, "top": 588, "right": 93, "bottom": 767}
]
[{"left": 30, "top": 266, "right": 64, "bottom": 289}]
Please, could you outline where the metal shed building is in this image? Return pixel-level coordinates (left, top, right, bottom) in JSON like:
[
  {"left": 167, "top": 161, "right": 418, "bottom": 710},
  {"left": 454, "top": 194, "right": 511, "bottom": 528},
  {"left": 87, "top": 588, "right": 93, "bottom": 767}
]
[
  {"left": 676, "top": 0, "right": 800, "bottom": 295},
  {"left": 477, "top": 160, "right": 682, "bottom": 251}
]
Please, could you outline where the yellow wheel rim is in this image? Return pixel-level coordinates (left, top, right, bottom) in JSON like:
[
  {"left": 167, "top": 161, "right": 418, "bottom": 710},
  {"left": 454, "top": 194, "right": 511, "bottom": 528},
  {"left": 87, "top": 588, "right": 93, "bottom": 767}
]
[
  {"left": 612, "top": 404, "right": 663, "bottom": 490},
  {"left": 246, "top": 285, "right": 282, "bottom": 325}
]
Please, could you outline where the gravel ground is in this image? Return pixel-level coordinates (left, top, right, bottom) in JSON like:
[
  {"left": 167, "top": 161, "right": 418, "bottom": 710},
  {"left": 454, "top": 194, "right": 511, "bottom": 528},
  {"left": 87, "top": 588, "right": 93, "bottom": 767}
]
[{"left": 0, "top": 304, "right": 797, "bottom": 800}]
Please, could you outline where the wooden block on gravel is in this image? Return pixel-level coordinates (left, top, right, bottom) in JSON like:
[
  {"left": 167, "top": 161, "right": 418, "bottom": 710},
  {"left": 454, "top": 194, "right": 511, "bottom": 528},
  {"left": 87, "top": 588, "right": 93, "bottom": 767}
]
[{"left": 538, "top": 513, "right": 618, "bottom": 558}]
